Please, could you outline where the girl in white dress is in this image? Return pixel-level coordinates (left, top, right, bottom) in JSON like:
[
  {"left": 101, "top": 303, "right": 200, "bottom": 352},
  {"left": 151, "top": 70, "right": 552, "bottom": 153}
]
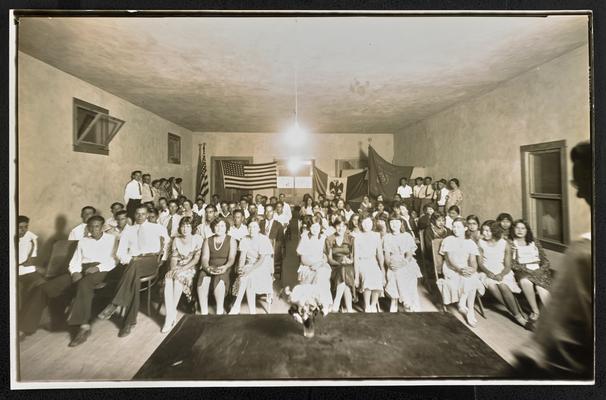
[
  {"left": 383, "top": 217, "right": 422, "bottom": 312},
  {"left": 296, "top": 220, "right": 333, "bottom": 311},
  {"left": 229, "top": 219, "right": 274, "bottom": 315},
  {"left": 354, "top": 216, "right": 386, "bottom": 312},
  {"left": 477, "top": 220, "right": 526, "bottom": 327},
  {"left": 439, "top": 217, "right": 485, "bottom": 327}
]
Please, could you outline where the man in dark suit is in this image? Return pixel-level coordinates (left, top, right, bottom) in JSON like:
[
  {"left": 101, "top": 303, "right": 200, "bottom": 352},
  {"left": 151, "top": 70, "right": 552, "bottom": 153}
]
[{"left": 260, "top": 204, "right": 285, "bottom": 280}]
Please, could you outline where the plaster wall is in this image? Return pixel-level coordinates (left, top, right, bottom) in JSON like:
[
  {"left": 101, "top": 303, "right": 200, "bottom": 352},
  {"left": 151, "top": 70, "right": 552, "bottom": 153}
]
[{"left": 18, "top": 52, "right": 193, "bottom": 256}]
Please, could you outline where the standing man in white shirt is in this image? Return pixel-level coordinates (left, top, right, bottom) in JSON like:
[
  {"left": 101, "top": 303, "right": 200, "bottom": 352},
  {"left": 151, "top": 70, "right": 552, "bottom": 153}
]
[
  {"left": 97, "top": 205, "right": 170, "bottom": 337},
  {"left": 68, "top": 206, "right": 96, "bottom": 241},
  {"left": 66, "top": 216, "right": 119, "bottom": 347},
  {"left": 396, "top": 177, "right": 413, "bottom": 211},
  {"left": 124, "top": 170, "right": 143, "bottom": 221},
  {"left": 436, "top": 179, "right": 449, "bottom": 214},
  {"left": 140, "top": 173, "right": 155, "bottom": 205}
]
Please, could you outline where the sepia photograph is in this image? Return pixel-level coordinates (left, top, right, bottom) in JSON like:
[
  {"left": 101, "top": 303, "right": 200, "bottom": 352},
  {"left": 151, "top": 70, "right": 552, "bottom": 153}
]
[{"left": 9, "top": 9, "right": 594, "bottom": 388}]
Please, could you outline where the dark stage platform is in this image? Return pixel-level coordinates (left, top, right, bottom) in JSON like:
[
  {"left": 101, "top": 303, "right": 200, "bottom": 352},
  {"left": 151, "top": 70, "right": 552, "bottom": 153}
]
[{"left": 134, "top": 312, "right": 512, "bottom": 380}]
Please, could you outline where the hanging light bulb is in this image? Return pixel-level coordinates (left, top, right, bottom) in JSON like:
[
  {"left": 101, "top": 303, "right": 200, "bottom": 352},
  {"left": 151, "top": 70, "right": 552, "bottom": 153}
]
[{"left": 283, "top": 18, "right": 308, "bottom": 148}]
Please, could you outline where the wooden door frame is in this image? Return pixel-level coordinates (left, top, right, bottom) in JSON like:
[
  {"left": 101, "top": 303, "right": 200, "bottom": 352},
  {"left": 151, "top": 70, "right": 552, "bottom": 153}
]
[{"left": 210, "top": 156, "right": 253, "bottom": 199}]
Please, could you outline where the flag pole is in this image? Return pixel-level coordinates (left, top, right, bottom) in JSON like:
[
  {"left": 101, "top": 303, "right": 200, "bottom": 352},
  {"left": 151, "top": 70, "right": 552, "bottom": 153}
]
[{"left": 367, "top": 144, "right": 371, "bottom": 197}]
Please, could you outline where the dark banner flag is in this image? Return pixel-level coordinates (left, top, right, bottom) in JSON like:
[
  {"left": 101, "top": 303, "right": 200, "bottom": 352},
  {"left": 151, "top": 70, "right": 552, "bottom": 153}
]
[
  {"left": 368, "top": 146, "right": 414, "bottom": 198},
  {"left": 345, "top": 169, "right": 368, "bottom": 202},
  {"left": 313, "top": 166, "right": 328, "bottom": 197}
]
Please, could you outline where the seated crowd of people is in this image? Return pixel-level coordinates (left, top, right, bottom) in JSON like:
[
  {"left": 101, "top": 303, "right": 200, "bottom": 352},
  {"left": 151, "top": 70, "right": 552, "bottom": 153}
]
[{"left": 16, "top": 171, "right": 552, "bottom": 349}]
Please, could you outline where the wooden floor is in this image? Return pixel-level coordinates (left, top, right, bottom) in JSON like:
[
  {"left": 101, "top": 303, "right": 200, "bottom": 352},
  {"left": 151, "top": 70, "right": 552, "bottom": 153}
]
[{"left": 17, "top": 237, "right": 532, "bottom": 381}]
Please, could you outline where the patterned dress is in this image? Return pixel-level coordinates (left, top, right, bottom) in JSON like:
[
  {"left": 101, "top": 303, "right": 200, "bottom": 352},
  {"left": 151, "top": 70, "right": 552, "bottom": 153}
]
[
  {"left": 511, "top": 240, "right": 553, "bottom": 289},
  {"left": 165, "top": 234, "right": 203, "bottom": 301}
]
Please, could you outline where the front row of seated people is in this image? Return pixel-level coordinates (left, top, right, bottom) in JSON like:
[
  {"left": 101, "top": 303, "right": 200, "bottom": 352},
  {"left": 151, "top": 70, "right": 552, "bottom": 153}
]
[{"left": 17, "top": 194, "right": 553, "bottom": 347}]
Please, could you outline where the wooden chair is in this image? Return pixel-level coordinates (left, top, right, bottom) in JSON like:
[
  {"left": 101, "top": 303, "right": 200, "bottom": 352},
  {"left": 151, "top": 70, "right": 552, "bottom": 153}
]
[
  {"left": 140, "top": 271, "right": 160, "bottom": 317},
  {"left": 431, "top": 238, "right": 486, "bottom": 318}
]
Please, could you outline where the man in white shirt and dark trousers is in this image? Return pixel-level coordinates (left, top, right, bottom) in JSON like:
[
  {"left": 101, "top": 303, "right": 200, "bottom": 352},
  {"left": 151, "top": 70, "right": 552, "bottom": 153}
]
[
  {"left": 98, "top": 205, "right": 170, "bottom": 337},
  {"left": 66, "top": 215, "right": 119, "bottom": 347},
  {"left": 140, "top": 173, "right": 155, "bottom": 205},
  {"left": 124, "top": 170, "right": 143, "bottom": 221}
]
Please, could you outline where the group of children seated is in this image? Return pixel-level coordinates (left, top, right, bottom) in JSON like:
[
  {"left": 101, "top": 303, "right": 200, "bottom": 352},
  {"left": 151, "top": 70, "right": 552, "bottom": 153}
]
[{"left": 17, "top": 175, "right": 551, "bottom": 348}]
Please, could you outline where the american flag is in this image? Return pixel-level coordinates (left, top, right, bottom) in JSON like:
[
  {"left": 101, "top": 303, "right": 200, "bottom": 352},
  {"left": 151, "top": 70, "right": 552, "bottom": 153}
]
[
  {"left": 221, "top": 160, "right": 278, "bottom": 190},
  {"left": 196, "top": 144, "right": 209, "bottom": 200}
]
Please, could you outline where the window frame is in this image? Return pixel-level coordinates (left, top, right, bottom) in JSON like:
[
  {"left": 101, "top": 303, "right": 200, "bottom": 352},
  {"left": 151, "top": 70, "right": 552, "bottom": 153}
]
[
  {"left": 274, "top": 158, "right": 316, "bottom": 197},
  {"left": 72, "top": 98, "right": 124, "bottom": 155},
  {"left": 520, "top": 140, "right": 569, "bottom": 252},
  {"left": 167, "top": 133, "right": 181, "bottom": 165}
]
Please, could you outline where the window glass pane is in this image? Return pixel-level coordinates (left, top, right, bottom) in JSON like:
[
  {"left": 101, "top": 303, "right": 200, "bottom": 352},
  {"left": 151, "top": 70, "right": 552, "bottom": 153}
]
[
  {"left": 76, "top": 107, "right": 98, "bottom": 140},
  {"left": 81, "top": 114, "right": 107, "bottom": 145},
  {"left": 531, "top": 151, "right": 561, "bottom": 194},
  {"left": 295, "top": 176, "right": 313, "bottom": 188},
  {"left": 277, "top": 176, "right": 295, "bottom": 188},
  {"left": 535, "top": 198, "right": 563, "bottom": 243}
]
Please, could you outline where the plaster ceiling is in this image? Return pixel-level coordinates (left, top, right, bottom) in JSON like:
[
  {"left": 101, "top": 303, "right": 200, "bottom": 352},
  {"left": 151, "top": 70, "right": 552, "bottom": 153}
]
[{"left": 18, "top": 15, "right": 588, "bottom": 133}]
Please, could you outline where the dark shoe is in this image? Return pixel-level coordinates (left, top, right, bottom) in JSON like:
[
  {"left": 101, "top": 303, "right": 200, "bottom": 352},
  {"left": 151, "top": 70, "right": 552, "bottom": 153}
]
[
  {"left": 69, "top": 328, "right": 91, "bottom": 347},
  {"left": 118, "top": 323, "right": 134, "bottom": 338},
  {"left": 97, "top": 304, "right": 118, "bottom": 320}
]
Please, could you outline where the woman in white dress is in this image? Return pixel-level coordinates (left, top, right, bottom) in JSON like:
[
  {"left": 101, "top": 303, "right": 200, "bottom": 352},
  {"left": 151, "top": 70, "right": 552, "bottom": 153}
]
[
  {"left": 383, "top": 216, "right": 422, "bottom": 312},
  {"left": 439, "top": 217, "right": 485, "bottom": 327},
  {"left": 229, "top": 218, "right": 274, "bottom": 315},
  {"left": 354, "top": 216, "right": 386, "bottom": 312},
  {"left": 162, "top": 217, "right": 202, "bottom": 332},
  {"left": 296, "top": 220, "right": 333, "bottom": 311},
  {"left": 477, "top": 220, "right": 527, "bottom": 327}
]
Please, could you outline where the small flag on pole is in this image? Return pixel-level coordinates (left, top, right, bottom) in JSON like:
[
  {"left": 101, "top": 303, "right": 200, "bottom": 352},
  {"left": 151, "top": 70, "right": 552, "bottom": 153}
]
[
  {"left": 220, "top": 161, "right": 278, "bottom": 190},
  {"left": 197, "top": 143, "right": 209, "bottom": 200}
]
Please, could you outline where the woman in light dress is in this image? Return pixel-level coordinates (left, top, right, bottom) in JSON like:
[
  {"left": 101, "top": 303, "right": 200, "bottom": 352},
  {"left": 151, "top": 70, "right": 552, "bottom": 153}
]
[
  {"left": 296, "top": 219, "right": 333, "bottom": 311},
  {"left": 439, "top": 217, "right": 485, "bottom": 327},
  {"left": 162, "top": 217, "right": 202, "bottom": 332},
  {"left": 354, "top": 216, "right": 386, "bottom": 313},
  {"left": 477, "top": 220, "right": 527, "bottom": 327},
  {"left": 229, "top": 218, "right": 274, "bottom": 315},
  {"left": 383, "top": 216, "right": 422, "bottom": 312},
  {"left": 511, "top": 219, "right": 552, "bottom": 328}
]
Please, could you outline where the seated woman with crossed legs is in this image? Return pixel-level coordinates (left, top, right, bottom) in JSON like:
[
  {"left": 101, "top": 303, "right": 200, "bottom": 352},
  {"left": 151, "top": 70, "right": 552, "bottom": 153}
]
[
  {"left": 477, "top": 220, "right": 527, "bottom": 328},
  {"left": 439, "top": 217, "right": 485, "bottom": 327},
  {"left": 162, "top": 217, "right": 202, "bottom": 332},
  {"left": 197, "top": 218, "right": 237, "bottom": 315}
]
